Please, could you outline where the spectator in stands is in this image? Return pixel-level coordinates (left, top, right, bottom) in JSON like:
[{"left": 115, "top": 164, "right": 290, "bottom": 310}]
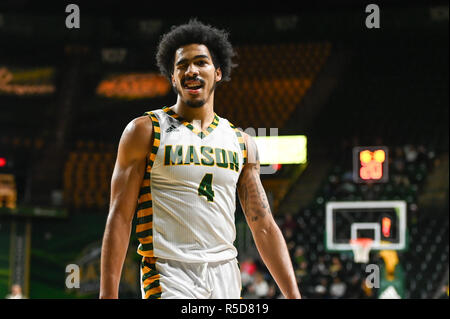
[
  {"left": 329, "top": 277, "right": 347, "bottom": 299},
  {"left": 346, "top": 273, "right": 363, "bottom": 298},
  {"left": 240, "top": 257, "right": 257, "bottom": 288},
  {"left": 247, "top": 271, "right": 270, "bottom": 299},
  {"left": 337, "top": 181, "right": 356, "bottom": 198},
  {"left": 5, "top": 284, "right": 25, "bottom": 299},
  {"left": 392, "top": 147, "right": 406, "bottom": 174},
  {"left": 283, "top": 228, "right": 297, "bottom": 254},
  {"left": 361, "top": 279, "right": 375, "bottom": 299},
  {"left": 293, "top": 248, "right": 308, "bottom": 281},
  {"left": 328, "top": 256, "right": 343, "bottom": 277},
  {"left": 295, "top": 212, "right": 307, "bottom": 233},
  {"left": 403, "top": 145, "right": 418, "bottom": 163},
  {"left": 416, "top": 145, "right": 431, "bottom": 168},
  {"left": 293, "top": 246, "right": 306, "bottom": 267},
  {"left": 314, "top": 277, "right": 329, "bottom": 299},
  {"left": 438, "top": 284, "right": 449, "bottom": 299},
  {"left": 295, "top": 261, "right": 309, "bottom": 282},
  {"left": 341, "top": 170, "right": 353, "bottom": 183},
  {"left": 266, "top": 282, "right": 282, "bottom": 299},
  {"left": 311, "top": 255, "right": 329, "bottom": 277},
  {"left": 281, "top": 213, "right": 298, "bottom": 234},
  {"left": 392, "top": 173, "right": 410, "bottom": 188}
]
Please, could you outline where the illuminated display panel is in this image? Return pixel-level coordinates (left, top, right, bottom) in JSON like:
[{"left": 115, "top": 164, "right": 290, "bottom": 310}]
[
  {"left": 96, "top": 73, "right": 170, "bottom": 99},
  {"left": 353, "top": 146, "right": 389, "bottom": 183},
  {"left": 254, "top": 135, "right": 307, "bottom": 165},
  {"left": 0, "top": 67, "right": 55, "bottom": 95}
]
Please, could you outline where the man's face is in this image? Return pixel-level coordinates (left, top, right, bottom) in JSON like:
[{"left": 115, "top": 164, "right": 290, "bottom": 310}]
[
  {"left": 172, "top": 43, "right": 222, "bottom": 108},
  {"left": 12, "top": 285, "right": 21, "bottom": 295}
]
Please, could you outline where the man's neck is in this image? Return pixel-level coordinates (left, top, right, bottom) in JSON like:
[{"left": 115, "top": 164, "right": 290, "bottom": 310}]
[{"left": 171, "top": 98, "right": 215, "bottom": 131}]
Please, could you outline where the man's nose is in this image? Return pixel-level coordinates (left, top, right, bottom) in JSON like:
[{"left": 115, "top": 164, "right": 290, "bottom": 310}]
[{"left": 185, "top": 63, "right": 199, "bottom": 76}]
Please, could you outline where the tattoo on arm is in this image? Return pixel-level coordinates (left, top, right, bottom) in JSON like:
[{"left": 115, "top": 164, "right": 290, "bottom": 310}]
[
  {"left": 238, "top": 132, "right": 271, "bottom": 222},
  {"left": 252, "top": 166, "right": 269, "bottom": 209},
  {"left": 238, "top": 163, "right": 271, "bottom": 223},
  {"left": 241, "top": 185, "right": 249, "bottom": 216}
]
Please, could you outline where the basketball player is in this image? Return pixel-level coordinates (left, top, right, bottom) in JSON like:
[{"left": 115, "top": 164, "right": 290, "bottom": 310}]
[{"left": 100, "top": 19, "right": 301, "bottom": 299}]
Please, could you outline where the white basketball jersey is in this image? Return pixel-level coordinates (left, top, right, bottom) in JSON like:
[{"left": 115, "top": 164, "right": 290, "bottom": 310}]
[{"left": 135, "top": 106, "right": 247, "bottom": 263}]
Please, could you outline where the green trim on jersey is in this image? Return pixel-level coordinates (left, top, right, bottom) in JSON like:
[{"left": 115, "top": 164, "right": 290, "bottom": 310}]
[{"left": 162, "top": 106, "right": 220, "bottom": 139}]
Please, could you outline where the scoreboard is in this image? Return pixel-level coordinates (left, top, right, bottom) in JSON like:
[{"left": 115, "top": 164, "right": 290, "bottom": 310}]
[{"left": 353, "top": 146, "right": 389, "bottom": 183}]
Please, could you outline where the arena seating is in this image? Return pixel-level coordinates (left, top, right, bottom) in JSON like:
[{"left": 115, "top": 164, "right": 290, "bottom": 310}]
[
  {"left": 63, "top": 141, "right": 115, "bottom": 211},
  {"left": 214, "top": 42, "right": 331, "bottom": 130}
]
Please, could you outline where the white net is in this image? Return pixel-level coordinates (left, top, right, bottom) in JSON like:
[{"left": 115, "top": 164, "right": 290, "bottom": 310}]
[{"left": 350, "top": 238, "right": 373, "bottom": 263}]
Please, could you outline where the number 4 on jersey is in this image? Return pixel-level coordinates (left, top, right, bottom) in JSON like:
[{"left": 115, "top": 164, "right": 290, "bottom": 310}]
[{"left": 198, "top": 173, "right": 214, "bottom": 202}]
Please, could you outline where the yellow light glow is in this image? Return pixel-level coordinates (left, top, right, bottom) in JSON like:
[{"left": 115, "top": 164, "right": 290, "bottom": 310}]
[
  {"left": 373, "top": 150, "right": 386, "bottom": 163},
  {"left": 360, "top": 150, "right": 372, "bottom": 164},
  {"left": 253, "top": 135, "right": 307, "bottom": 164}
]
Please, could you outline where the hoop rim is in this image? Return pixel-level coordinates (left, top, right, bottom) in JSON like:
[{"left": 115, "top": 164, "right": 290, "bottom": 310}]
[{"left": 349, "top": 238, "right": 374, "bottom": 247}]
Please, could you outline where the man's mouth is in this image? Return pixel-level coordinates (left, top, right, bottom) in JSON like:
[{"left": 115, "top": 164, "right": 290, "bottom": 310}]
[{"left": 183, "top": 80, "right": 204, "bottom": 94}]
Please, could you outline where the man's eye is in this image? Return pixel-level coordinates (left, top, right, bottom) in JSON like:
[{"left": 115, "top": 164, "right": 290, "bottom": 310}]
[{"left": 196, "top": 61, "right": 206, "bottom": 66}]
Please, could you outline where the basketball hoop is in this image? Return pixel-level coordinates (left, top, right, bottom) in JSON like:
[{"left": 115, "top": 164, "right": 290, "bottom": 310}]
[{"left": 350, "top": 238, "right": 373, "bottom": 263}]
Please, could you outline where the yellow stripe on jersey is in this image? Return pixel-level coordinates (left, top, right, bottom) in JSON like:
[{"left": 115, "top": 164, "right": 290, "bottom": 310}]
[
  {"left": 136, "top": 223, "right": 153, "bottom": 234},
  {"left": 138, "top": 193, "right": 152, "bottom": 204},
  {"left": 137, "top": 207, "right": 153, "bottom": 218},
  {"left": 228, "top": 121, "right": 247, "bottom": 165},
  {"left": 141, "top": 257, "right": 162, "bottom": 299},
  {"left": 135, "top": 111, "right": 160, "bottom": 257},
  {"left": 138, "top": 235, "right": 153, "bottom": 244}
]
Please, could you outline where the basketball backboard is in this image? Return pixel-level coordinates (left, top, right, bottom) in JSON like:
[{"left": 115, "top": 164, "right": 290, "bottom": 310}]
[{"left": 325, "top": 201, "right": 407, "bottom": 252}]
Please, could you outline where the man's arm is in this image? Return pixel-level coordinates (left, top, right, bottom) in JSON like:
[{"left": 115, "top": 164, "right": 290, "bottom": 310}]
[
  {"left": 99, "top": 116, "right": 153, "bottom": 299},
  {"left": 237, "top": 132, "right": 301, "bottom": 299}
]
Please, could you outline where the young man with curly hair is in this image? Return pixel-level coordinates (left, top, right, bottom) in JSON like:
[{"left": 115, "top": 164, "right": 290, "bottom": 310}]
[{"left": 100, "top": 19, "right": 301, "bottom": 299}]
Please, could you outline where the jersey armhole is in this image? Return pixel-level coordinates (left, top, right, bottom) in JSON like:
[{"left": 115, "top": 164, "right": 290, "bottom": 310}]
[
  {"left": 144, "top": 111, "right": 161, "bottom": 170},
  {"left": 228, "top": 121, "right": 248, "bottom": 166}
]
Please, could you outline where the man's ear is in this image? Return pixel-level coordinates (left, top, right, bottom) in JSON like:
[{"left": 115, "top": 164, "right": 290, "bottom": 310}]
[
  {"left": 215, "top": 67, "right": 222, "bottom": 83},
  {"left": 171, "top": 74, "right": 176, "bottom": 87}
]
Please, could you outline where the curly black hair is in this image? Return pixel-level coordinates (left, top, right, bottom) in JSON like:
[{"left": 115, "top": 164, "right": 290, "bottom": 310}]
[{"left": 156, "top": 19, "right": 236, "bottom": 82}]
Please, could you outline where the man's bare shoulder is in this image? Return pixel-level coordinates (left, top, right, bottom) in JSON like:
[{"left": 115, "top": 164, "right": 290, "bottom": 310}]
[
  {"left": 119, "top": 115, "right": 153, "bottom": 159},
  {"left": 239, "top": 131, "right": 258, "bottom": 165},
  {"left": 125, "top": 115, "right": 153, "bottom": 136}
]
